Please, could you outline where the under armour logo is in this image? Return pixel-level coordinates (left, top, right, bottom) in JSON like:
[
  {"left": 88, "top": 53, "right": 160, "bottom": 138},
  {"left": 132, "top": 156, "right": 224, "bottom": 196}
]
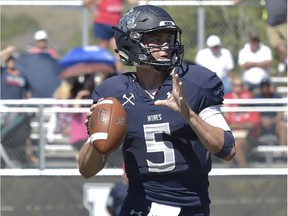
[
  {"left": 116, "top": 116, "right": 126, "bottom": 125},
  {"left": 122, "top": 93, "right": 135, "bottom": 106},
  {"left": 167, "top": 92, "right": 172, "bottom": 99},
  {"left": 130, "top": 209, "right": 143, "bottom": 216}
]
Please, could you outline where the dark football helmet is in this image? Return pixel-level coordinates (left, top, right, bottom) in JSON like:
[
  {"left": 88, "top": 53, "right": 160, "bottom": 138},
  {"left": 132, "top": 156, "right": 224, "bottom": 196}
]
[{"left": 113, "top": 5, "right": 184, "bottom": 72}]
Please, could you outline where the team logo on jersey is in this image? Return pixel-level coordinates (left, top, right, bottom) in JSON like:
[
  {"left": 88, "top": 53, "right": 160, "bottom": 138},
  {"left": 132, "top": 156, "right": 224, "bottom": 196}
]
[
  {"left": 122, "top": 93, "right": 135, "bottom": 106},
  {"left": 130, "top": 209, "right": 143, "bottom": 215}
]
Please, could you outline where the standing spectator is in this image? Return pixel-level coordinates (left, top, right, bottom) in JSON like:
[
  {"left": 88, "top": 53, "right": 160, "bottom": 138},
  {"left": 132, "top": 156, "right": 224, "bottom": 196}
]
[
  {"left": 0, "top": 47, "right": 37, "bottom": 166},
  {"left": 265, "top": 0, "right": 287, "bottom": 75},
  {"left": 234, "top": 0, "right": 287, "bottom": 75},
  {"left": 106, "top": 164, "right": 128, "bottom": 216},
  {"left": 254, "top": 79, "right": 287, "bottom": 147},
  {"left": 82, "top": 0, "right": 139, "bottom": 73},
  {"left": 224, "top": 77, "right": 260, "bottom": 167},
  {"left": 1, "top": 54, "right": 27, "bottom": 99},
  {"left": 78, "top": 5, "right": 236, "bottom": 215},
  {"left": 27, "top": 30, "right": 58, "bottom": 59},
  {"left": 19, "top": 31, "right": 61, "bottom": 98},
  {"left": 238, "top": 31, "right": 273, "bottom": 92},
  {"left": 0, "top": 45, "right": 16, "bottom": 66},
  {"left": 16, "top": 52, "right": 61, "bottom": 98},
  {"left": 195, "top": 35, "right": 235, "bottom": 94}
]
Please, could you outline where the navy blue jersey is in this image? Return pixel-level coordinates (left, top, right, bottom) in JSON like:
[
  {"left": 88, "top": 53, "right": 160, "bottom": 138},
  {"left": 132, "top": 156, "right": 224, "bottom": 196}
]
[{"left": 92, "top": 65, "right": 224, "bottom": 208}]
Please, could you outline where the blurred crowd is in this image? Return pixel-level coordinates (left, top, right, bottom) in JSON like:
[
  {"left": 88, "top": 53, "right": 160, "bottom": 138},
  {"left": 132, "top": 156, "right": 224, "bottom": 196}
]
[{"left": 0, "top": 0, "right": 287, "bottom": 169}]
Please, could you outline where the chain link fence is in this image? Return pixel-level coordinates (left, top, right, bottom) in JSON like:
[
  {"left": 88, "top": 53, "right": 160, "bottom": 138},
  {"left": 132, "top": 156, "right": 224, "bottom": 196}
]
[
  {"left": 0, "top": 101, "right": 124, "bottom": 169},
  {"left": 1, "top": 99, "right": 287, "bottom": 169}
]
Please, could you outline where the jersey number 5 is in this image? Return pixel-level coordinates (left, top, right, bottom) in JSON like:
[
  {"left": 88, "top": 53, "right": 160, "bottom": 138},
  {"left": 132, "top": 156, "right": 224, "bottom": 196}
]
[{"left": 143, "top": 123, "right": 175, "bottom": 172}]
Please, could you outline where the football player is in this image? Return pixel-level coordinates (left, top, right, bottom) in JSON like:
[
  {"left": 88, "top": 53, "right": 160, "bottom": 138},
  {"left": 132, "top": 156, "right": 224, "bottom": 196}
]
[{"left": 78, "top": 5, "right": 236, "bottom": 216}]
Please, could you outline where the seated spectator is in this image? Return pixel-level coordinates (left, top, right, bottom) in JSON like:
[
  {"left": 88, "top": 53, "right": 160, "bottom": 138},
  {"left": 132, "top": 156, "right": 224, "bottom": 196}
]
[
  {"left": 69, "top": 90, "right": 91, "bottom": 153},
  {"left": 254, "top": 79, "right": 287, "bottom": 147},
  {"left": 195, "top": 35, "right": 235, "bottom": 94},
  {"left": 27, "top": 30, "right": 58, "bottom": 59},
  {"left": 47, "top": 79, "right": 73, "bottom": 143},
  {"left": 238, "top": 31, "right": 273, "bottom": 92},
  {"left": 224, "top": 77, "right": 260, "bottom": 167},
  {"left": 48, "top": 72, "right": 112, "bottom": 161}
]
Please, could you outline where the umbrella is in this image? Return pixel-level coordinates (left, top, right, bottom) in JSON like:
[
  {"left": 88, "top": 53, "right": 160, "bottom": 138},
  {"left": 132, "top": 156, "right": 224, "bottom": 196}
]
[{"left": 58, "top": 46, "right": 117, "bottom": 79}]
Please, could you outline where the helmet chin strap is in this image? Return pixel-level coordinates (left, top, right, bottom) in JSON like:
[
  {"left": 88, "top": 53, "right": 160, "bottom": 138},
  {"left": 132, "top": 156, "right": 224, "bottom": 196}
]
[
  {"left": 153, "top": 65, "right": 174, "bottom": 73},
  {"left": 151, "top": 60, "right": 174, "bottom": 73},
  {"left": 138, "top": 48, "right": 174, "bottom": 72}
]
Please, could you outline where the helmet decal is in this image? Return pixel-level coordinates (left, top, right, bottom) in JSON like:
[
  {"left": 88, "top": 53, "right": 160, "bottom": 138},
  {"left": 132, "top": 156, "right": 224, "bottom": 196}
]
[
  {"left": 118, "top": 8, "right": 140, "bottom": 32},
  {"left": 159, "top": 21, "right": 176, "bottom": 27}
]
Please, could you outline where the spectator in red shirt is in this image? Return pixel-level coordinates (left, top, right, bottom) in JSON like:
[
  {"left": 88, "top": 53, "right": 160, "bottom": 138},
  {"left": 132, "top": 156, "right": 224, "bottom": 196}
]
[
  {"left": 224, "top": 77, "right": 260, "bottom": 167},
  {"left": 82, "top": 0, "right": 140, "bottom": 73}
]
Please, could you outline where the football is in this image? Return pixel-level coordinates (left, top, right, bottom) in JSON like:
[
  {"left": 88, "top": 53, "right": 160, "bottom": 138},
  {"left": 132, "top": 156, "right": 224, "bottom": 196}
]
[{"left": 88, "top": 97, "right": 127, "bottom": 154}]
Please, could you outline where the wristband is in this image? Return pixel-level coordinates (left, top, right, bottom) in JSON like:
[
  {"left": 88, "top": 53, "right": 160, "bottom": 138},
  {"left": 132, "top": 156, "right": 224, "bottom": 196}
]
[{"left": 214, "top": 131, "right": 235, "bottom": 158}]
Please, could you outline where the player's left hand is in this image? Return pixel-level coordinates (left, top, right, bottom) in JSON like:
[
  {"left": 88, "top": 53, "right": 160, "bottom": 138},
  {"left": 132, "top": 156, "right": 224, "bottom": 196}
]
[{"left": 155, "top": 72, "right": 190, "bottom": 119}]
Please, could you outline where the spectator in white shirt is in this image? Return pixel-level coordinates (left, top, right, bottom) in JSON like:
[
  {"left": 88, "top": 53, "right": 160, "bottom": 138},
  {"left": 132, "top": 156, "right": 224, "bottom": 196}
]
[
  {"left": 238, "top": 31, "right": 273, "bottom": 91},
  {"left": 195, "top": 35, "right": 235, "bottom": 94}
]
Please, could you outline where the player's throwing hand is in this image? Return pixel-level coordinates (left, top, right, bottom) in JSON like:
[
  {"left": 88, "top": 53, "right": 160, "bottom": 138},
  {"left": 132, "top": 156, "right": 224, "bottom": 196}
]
[{"left": 155, "top": 72, "right": 190, "bottom": 119}]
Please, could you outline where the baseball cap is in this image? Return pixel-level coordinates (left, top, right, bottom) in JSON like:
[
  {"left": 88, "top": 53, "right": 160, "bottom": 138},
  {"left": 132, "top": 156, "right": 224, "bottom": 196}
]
[
  {"left": 249, "top": 31, "right": 260, "bottom": 41},
  {"left": 206, "top": 35, "right": 222, "bottom": 47},
  {"left": 34, "top": 30, "right": 48, "bottom": 41},
  {"left": 260, "top": 78, "right": 271, "bottom": 87}
]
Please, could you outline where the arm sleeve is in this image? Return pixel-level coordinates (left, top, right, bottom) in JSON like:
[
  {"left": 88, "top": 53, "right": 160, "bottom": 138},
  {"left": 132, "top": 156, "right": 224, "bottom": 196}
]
[{"left": 199, "top": 105, "right": 231, "bottom": 131}]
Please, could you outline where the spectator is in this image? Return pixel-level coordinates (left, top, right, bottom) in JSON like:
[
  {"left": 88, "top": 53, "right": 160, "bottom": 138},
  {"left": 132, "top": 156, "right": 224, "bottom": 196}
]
[
  {"left": 27, "top": 30, "right": 58, "bottom": 59},
  {"left": 235, "top": 0, "right": 287, "bottom": 75},
  {"left": 254, "top": 79, "right": 287, "bottom": 147},
  {"left": 265, "top": 0, "right": 287, "bottom": 75},
  {"left": 17, "top": 31, "right": 61, "bottom": 98},
  {"left": 224, "top": 77, "right": 260, "bottom": 167},
  {"left": 106, "top": 164, "right": 128, "bottom": 216},
  {"left": 0, "top": 46, "right": 37, "bottom": 166},
  {"left": 0, "top": 46, "right": 16, "bottom": 65},
  {"left": 195, "top": 35, "right": 235, "bottom": 94},
  {"left": 82, "top": 0, "right": 139, "bottom": 73},
  {"left": 47, "top": 79, "right": 74, "bottom": 143},
  {"left": 16, "top": 52, "right": 61, "bottom": 98},
  {"left": 70, "top": 73, "right": 116, "bottom": 161},
  {"left": 1, "top": 51, "right": 28, "bottom": 100},
  {"left": 49, "top": 73, "right": 111, "bottom": 159},
  {"left": 238, "top": 31, "right": 273, "bottom": 92}
]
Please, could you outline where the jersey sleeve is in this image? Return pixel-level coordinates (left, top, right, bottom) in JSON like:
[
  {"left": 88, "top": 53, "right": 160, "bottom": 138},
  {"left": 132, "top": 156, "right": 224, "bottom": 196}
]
[{"left": 196, "top": 67, "right": 224, "bottom": 111}]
